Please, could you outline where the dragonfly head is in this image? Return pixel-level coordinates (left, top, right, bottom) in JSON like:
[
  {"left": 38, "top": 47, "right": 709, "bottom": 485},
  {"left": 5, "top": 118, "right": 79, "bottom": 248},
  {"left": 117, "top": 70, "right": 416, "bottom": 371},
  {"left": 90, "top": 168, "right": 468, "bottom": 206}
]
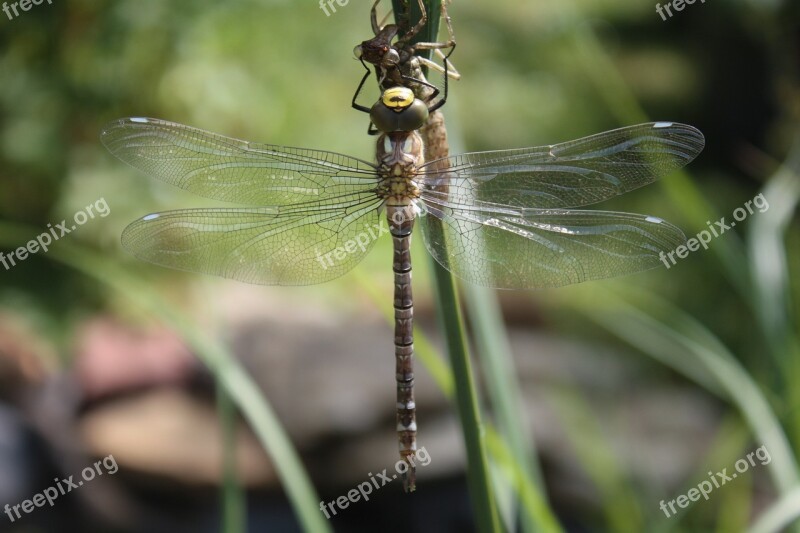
[{"left": 370, "top": 87, "right": 429, "bottom": 133}]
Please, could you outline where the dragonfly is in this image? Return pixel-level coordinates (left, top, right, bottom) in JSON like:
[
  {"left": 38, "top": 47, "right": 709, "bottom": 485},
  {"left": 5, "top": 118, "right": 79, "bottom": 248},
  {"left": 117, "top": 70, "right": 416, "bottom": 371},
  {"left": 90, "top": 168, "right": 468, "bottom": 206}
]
[{"left": 102, "top": 85, "right": 704, "bottom": 491}]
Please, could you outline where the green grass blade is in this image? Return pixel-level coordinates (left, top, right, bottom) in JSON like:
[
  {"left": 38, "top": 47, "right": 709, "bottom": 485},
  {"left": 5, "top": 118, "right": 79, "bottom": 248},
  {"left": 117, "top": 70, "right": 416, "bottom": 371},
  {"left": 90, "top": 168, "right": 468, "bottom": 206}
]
[
  {"left": 446, "top": 101, "right": 552, "bottom": 532},
  {"left": 217, "top": 382, "right": 247, "bottom": 533},
  {"left": 746, "top": 139, "right": 800, "bottom": 360},
  {"left": 749, "top": 487, "right": 800, "bottom": 533},
  {"left": 430, "top": 259, "right": 503, "bottom": 533},
  {"left": 484, "top": 431, "right": 563, "bottom": 533}
]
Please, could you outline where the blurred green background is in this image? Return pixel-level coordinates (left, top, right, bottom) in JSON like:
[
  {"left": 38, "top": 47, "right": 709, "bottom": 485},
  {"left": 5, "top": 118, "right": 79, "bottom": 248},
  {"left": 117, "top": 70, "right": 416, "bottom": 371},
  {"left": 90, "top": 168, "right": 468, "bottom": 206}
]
[{"left": 1, "top": 0, "right": 799, "bottom": 532}]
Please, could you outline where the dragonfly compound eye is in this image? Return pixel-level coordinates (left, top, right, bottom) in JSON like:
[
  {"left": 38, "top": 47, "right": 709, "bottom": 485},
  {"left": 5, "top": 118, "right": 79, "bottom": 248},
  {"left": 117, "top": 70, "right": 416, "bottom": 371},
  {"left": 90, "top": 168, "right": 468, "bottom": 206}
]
[{"left": 370, "top": 87, "right": 429, "bottom": 133}]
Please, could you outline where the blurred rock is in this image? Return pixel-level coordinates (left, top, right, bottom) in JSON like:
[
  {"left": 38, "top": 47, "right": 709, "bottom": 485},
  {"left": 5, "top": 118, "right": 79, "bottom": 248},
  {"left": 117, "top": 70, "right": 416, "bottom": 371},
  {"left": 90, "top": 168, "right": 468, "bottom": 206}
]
[
  {"left": 74, "top": 318, "right": 198, "bottom": 401},
  {"left": 79, "top": 387, "right": 273, "bottom": 487}
]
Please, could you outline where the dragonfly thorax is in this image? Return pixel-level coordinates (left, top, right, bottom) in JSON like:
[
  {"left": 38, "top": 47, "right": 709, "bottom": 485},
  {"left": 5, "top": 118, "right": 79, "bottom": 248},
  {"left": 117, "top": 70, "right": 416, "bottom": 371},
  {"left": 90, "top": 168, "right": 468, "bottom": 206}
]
[{"left": 376, "top": 131, "right": 423, "bottom": 203}]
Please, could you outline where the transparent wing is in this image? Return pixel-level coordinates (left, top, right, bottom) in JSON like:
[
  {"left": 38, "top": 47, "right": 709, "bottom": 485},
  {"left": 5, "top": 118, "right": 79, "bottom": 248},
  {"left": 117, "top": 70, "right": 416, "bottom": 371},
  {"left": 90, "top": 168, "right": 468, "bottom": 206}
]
[
  {"left": 418, "top": 202, "right": 686, "bottom": 289},
  {"left": 101, "top": 117, "right": 378, "bottom": 206},
  {"left": 121, "top": 195, "right": 384, "bottom": 285},
  {"left": 418, "top": 123, "right": 704, "bottom": 209}
]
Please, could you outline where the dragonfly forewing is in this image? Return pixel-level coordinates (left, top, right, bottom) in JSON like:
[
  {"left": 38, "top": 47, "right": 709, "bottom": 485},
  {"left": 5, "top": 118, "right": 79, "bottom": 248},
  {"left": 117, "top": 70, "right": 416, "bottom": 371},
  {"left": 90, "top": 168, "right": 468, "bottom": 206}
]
[
  {"left": 418, "top": 122, "right": 705, "bottom": 210},
  {"left": 101, "top": 118, "right": 378, "bottom": 206}
]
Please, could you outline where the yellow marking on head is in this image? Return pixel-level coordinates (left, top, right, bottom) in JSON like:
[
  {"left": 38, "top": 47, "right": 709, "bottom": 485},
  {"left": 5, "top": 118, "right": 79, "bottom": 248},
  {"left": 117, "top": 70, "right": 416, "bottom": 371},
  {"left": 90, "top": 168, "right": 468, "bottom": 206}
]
[{"left": 382, "top": 87, "right": 415, "bottom": 111}]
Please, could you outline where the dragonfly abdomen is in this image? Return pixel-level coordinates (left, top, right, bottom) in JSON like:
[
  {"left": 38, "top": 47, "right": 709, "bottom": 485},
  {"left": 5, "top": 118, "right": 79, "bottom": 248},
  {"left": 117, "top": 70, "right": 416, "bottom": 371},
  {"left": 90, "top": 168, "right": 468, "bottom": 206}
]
[{"left": 388, "top": 204, "right": 417, "bottom": 492}]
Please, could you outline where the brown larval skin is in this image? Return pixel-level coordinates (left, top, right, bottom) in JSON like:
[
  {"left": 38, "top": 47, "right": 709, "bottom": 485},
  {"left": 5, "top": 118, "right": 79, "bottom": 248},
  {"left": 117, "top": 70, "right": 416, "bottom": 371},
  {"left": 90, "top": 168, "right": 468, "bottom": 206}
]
[{"left": 420, "top": 109, "right": 450, "bottom": 165}]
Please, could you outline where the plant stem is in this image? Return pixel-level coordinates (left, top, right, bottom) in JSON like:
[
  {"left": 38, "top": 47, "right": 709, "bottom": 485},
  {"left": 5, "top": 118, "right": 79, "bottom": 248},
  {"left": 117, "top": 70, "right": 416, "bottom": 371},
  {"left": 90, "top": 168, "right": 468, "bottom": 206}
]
[
  {"left": 431, "top": 260, "right": 503, "bottom": 533},
  {"left": 217, "top": 382, "right": 246, "bottom": 533}
]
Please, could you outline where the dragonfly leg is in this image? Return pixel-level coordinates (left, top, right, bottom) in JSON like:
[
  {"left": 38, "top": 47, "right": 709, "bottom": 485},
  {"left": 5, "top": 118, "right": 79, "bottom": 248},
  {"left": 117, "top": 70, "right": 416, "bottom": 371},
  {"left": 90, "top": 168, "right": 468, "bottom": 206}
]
[
  {"left": 436, "top": 49, "right": 461, "bottom": 80},
  {"left": 426, "top": 43, "right": 455, "bottom": 113}
]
